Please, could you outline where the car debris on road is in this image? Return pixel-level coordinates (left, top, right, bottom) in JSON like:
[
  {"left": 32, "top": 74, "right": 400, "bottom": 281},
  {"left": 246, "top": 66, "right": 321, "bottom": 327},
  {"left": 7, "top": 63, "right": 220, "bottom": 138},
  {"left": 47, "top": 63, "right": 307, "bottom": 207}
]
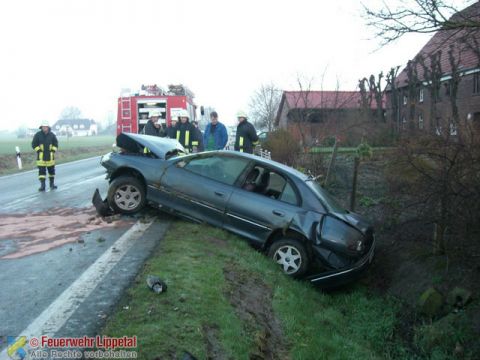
[{"left": 146, "top": 275, "right": 167, "bottom": 294}]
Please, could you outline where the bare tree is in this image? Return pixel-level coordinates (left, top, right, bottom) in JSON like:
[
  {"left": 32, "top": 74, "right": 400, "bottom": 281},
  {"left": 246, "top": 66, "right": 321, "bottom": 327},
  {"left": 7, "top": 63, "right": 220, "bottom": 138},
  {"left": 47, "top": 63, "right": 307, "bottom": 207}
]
[
  {"left": 287, "top": 75, "right": 317, "bottom": 147},
  {"left": 249, "top": 83, "right": 282, "bottom": 132},
  {"left": 59, "top": 106, "right": 82, "bottom": 120},
  {"left": 359, "top": 71, "right": 387, "bottom": 122},
  {"left": 364, "top": 0, "right": 478, "bottom": 45}
]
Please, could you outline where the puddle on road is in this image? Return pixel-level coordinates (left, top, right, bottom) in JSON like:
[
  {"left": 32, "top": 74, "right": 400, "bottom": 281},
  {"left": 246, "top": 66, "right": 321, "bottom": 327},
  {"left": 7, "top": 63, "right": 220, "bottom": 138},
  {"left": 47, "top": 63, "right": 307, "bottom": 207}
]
[{"left": 0, "top": 208, "right": 134, "bottom": 259}]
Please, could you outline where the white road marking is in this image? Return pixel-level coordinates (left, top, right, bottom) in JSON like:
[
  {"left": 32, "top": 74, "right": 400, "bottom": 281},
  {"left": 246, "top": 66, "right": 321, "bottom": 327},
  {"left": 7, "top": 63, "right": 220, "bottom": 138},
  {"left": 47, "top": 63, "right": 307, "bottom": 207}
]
[{"left": 0, "top": 219, "right": 153, "bottom": 359}]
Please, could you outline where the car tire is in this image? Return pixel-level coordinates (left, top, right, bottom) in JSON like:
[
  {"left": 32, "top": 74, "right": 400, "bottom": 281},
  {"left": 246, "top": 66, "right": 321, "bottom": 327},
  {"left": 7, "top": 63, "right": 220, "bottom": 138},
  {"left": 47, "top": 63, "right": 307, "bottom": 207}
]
[
  {"left": 107, "top": 176, "right": 146, "bottom": 214},
  {"left": 268, "top": 238, "right": 309, "bottom": 277}
]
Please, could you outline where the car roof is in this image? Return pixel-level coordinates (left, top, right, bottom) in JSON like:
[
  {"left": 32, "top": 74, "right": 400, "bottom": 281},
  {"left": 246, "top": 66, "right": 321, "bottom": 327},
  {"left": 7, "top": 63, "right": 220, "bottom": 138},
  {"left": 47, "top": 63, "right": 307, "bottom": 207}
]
[{"left": 211, "top": 150, "right": 309, "bottom": 181}]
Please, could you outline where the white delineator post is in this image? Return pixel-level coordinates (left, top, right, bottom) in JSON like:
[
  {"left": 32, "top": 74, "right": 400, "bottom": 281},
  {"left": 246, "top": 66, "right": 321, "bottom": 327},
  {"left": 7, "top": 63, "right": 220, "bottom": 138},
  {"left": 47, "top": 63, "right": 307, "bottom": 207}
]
[{"left": 15, "top": 146, "right": 22, "bottom": 169}]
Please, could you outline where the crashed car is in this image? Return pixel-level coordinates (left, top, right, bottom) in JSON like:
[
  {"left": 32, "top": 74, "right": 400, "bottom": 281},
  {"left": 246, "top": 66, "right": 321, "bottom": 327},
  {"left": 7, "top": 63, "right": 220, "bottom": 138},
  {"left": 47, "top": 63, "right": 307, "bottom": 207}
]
[{"left": 99, "top": 133, "right": 375, "bottom": 286}]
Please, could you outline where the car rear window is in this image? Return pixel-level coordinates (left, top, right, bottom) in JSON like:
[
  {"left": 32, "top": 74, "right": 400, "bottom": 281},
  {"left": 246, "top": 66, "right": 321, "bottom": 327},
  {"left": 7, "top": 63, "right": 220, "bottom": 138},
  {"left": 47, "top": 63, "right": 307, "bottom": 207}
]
[{"left": 306, "top": 180, "right": 347, "bottom": 214}]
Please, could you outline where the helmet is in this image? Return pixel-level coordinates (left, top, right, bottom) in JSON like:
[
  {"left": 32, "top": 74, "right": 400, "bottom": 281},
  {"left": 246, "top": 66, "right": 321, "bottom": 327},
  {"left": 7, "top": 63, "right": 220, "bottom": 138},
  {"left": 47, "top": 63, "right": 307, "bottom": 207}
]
[
  {"left": 178, "top": 109, "right": 190, "bottom": 119},
  {"left": 236, "top": 110, "right": 248, "bottom": 119},
  {"left": 39, "top": 120, "right": 50, "bottom": 128},
  {"left": 149, "top": 110, "right": 161, "bottom": 118}
]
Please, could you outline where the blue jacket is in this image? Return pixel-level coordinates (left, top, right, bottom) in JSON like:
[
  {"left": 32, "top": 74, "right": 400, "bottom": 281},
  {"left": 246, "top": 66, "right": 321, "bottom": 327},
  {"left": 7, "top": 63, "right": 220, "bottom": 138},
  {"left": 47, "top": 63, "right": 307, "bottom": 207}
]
[{"left": 203, "top": 122, "right": 228, "bottom": 150}]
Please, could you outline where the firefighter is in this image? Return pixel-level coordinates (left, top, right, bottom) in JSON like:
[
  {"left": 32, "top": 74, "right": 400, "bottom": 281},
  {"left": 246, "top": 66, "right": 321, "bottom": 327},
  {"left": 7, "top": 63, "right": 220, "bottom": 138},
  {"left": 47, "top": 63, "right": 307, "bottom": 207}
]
[
  {"left": 192, "top": 121, "right": 204, "bottom": 152},
  {"left": 234, "top": 110, "right": 259, "bottom": 154},
  {"left": 175, "top": 110, "right": 199, "bottom": 153},
  {"left": 143, "top": 110, "right": 162, "bottom": 136},
  {"left": 167, "top": 117, "right": 178, "bottom": 139},
  {"left": 32, "top": 121, "right": 59, "bottom": 191},
  {"left": 158, "top": 118, "right": 168, "bottom": 137}
]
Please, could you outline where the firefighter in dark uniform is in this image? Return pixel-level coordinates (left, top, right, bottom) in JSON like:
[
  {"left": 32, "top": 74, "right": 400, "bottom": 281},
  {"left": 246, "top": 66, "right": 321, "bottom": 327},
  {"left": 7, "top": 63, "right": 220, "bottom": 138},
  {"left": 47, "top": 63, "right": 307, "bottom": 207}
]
[
  {"left": 175, "top": 110, "right": 199, "bottom": 153},
  {"left": 167, "top": 118, "right": 178, "bottom": 139},
  {"left": 234, "top": 110, "right": 259, "bottom": 154},
  {"left": 143, "top": 110, "right": 162, "bottom": 136},
  {"left": 32, "top": 121, "right": 59, "bottom": 191}
]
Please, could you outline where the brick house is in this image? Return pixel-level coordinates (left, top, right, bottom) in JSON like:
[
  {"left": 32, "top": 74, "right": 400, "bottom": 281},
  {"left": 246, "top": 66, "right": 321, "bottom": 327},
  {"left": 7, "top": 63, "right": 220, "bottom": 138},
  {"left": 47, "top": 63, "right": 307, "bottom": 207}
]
[
  {"left": 275, "top": 90, "right": 380, "bottom": 146},
  {"left": 387, "top": 2, "right": 480, "bottom": 136}
]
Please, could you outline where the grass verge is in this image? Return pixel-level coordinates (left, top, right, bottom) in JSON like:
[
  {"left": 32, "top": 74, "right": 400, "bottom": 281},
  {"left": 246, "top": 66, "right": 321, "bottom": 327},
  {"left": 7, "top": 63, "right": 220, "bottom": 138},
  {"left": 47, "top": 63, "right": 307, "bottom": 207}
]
[
  {"left": 102, "top": 219, "right": 410, "bottom": 360},
  {"left": 0, "top": 136, "right": 115, "bottom": 175}
]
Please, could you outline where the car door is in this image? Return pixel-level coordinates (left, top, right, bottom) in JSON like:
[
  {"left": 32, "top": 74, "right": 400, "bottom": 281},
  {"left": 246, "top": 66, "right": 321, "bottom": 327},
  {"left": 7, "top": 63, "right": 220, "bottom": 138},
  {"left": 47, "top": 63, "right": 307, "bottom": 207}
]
[
  {"left": 224, "top": 167, "right": 303, "bottom": 245},
  {"left": 153, "top": 154, "right": 251, "bottom": 227}
]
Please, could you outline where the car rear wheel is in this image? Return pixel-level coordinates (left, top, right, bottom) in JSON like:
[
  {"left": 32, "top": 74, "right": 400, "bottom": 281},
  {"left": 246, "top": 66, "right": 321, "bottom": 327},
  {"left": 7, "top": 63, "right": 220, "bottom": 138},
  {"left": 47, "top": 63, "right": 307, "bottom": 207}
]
[
  {"left": 268, "top": 238, "right": 309, "bottom": 277},
  {"left": 107, "top": 176, "right": 146, "bottom": 214}
]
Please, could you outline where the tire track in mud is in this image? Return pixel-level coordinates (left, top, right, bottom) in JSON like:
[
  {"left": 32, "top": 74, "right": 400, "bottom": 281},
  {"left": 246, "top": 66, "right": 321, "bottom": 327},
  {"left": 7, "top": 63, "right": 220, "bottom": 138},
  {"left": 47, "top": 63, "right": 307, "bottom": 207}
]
[{"left": 223, "top": 264, "right": 289, "bottom": 360}]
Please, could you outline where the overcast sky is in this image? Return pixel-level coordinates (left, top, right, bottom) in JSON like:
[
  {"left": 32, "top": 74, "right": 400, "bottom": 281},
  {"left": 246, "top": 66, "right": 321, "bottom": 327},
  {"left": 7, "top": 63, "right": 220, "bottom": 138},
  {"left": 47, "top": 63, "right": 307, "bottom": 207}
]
[{"left": 0, "top": 0, "right": 474, "bottom": 131}]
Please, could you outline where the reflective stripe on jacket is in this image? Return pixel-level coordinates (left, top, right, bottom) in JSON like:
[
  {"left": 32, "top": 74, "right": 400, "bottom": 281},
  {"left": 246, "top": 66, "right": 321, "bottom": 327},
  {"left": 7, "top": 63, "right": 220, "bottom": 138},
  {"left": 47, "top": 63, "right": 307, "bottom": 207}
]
[
  {"left": 234, "top": 120, "right": 258, "bottom": 154},
  {"left": 31, "top": 129, "right": 58, "bottom": 166},
  {"left": 174, "top": 122, "right": 198, "bottom": 152}
]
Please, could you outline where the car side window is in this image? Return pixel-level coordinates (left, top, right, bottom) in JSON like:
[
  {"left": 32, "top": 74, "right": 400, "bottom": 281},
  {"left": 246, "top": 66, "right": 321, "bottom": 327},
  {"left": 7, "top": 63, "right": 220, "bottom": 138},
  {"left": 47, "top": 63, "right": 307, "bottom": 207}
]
[
  {"left": 280, "top": 182, "right": 298, "bottom": 205},
  {"left": 184, "top": 156, "right": 250, "bottom": 186},
  {"left": 241, "top": 166, "right": 299, "bottom": 206}
]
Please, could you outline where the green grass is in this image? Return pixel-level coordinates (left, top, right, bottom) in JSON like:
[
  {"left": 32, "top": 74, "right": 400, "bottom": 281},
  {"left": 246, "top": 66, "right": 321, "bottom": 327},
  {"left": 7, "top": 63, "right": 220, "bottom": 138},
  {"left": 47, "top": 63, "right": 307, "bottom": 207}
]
[
  {"left": 102, "top": 220, "right": 408, "bottom": 359},
  {"left": 0, "top": 135, "right": 115, "bottom": 155},
  {"left": 0, "top": 135, "right": 115, "bottom": 175}
]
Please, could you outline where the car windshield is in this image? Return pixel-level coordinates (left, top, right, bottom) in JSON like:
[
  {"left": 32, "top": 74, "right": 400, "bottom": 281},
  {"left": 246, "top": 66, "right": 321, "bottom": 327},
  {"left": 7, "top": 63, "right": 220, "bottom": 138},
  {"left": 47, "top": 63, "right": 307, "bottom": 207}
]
[{"left": 305, "top": 180, "right": 347, "bottom": 214}]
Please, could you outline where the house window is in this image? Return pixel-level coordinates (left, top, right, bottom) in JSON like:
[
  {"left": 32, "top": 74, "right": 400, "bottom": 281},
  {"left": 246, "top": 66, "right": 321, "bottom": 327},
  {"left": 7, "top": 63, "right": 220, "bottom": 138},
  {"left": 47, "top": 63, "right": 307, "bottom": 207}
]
[
  {"left": 403, "top": 95, "right": 408, "bottom": 105},
  {"left": 73, "top": 124, "right": 78, "bottom": 130},
  {"left": 402, "top": 116, "right": 407, "bottom": 130},
  {"left": 474, "top": 73, "right": 480, "bottom": 94},
  {"left": 418, "top": 114, "right": 424, "bottom": 129},
  {"left": 419, "top": 88, "right": 424, "bottom": 103},
  {"left": 80, "top": 124, "right": 85, "bottom": 129},
  {"left": 450, "top": 121, "right": 457, "bottom": 136},
  {"left": 445, "top": 81, "right": 451, "bottom": 96}
]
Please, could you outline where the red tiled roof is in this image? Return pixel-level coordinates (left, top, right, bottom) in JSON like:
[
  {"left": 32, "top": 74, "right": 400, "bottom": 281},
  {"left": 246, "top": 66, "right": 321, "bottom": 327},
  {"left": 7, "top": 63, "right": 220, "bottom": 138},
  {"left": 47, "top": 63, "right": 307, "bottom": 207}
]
[
  {"left": 283, "top": 90, "right": 378, "bottom": 110},
  {"left": 396, "top": 2, "right": 480, "bottom": 86}
]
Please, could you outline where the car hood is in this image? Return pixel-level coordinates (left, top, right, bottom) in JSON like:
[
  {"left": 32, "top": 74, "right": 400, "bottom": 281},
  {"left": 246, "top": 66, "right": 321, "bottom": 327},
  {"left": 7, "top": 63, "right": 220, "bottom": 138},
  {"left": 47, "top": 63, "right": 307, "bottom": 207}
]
[
  {"left": 116, "top": 132, "right": 185, "bottom": 159},
  {"left": 330, "top": 211, "right": 372, "bottom": 235}
]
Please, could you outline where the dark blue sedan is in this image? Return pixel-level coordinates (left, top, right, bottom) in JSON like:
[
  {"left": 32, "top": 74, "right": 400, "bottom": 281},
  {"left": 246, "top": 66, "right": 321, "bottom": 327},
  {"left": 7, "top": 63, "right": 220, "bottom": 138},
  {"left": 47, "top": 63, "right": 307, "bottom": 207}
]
[{"left": 100, "top": 133, "right": 375, "bottom": 285}]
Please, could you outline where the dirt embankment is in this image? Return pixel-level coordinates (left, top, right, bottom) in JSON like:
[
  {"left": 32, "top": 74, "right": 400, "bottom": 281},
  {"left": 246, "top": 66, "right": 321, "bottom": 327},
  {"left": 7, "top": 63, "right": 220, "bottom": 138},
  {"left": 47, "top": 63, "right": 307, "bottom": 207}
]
[
  {"left": 223, "top": 264, "right": 289, "bottom": 360},
  {"left": 321, "top": 153, "right": 480, "bottom": 352}
]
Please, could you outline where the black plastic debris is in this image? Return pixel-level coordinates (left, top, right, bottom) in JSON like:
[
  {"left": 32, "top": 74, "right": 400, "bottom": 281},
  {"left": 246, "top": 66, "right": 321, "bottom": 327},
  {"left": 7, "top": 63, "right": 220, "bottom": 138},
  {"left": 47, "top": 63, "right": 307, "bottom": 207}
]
[
  {"left": 146, "top": 275, "right": 167, "bottom": 294},
  {"left": 92, "top": 188, "right": 114, "bottom": 216},
  {"left": 181, "top": 351, "right": 198, "bottom": 360}
]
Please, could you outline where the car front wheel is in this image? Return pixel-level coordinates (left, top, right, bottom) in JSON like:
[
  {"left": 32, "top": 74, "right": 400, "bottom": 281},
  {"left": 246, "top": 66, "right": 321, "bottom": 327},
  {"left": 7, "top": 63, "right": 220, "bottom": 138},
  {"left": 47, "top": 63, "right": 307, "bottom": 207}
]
[
  {"left": 268, "top": 238, "right": 309, "bottom": 277},
  {"left": 107, "top": 176, "right": 146, "bottom": 214}
]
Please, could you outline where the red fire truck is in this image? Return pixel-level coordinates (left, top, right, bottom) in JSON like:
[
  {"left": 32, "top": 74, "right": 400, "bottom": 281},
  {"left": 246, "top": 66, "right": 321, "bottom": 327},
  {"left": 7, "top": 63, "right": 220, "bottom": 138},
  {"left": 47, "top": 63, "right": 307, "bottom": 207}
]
[{"left": 116, "top": 84, "right": 196, "bottom": 135}]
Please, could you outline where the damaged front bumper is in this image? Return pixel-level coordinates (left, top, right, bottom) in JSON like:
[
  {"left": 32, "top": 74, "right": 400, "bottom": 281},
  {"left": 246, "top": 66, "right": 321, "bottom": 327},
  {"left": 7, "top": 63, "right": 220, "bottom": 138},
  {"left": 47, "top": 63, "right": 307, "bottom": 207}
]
[
  {"left": 92, "top": 188, "right": 114, "bottom": 216},
  {"left": 306, "top": 237, "right": 376, "bottom": 287}
]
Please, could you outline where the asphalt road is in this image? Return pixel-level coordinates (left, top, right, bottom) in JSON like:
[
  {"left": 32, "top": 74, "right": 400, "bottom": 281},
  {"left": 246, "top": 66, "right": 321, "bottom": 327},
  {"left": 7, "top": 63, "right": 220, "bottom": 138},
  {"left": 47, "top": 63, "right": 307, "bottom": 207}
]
[
  {"left": 0, "top": 157, "right": 108, "bottom": 213},
  {"left": 0, "top": 157, "right": 170, "bottom": 358}
]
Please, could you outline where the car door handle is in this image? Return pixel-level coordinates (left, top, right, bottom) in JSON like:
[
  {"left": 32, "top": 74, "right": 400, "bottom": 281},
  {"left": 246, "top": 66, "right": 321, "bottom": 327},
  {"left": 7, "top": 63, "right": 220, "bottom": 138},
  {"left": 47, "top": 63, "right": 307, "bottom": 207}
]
[
  {"left": 214, "top": 191, "right": 225, "bottom": 197},
  {"left": 272, "top": 210, "right": 285, "bottom": 217}
]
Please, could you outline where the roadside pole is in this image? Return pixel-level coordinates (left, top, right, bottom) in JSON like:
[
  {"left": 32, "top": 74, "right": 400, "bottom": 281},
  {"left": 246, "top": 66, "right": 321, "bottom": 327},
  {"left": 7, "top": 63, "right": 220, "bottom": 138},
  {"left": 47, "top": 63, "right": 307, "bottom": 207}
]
[{"left": 15, "top": 146, "right": 23, "bottom": 170}]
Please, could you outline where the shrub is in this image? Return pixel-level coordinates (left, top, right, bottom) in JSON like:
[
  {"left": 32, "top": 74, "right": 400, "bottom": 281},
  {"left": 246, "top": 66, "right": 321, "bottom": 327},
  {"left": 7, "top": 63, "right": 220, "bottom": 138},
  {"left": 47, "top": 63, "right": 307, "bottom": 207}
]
[{"left": 263, "top": 128, "right": 301, "bottom": 166}]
